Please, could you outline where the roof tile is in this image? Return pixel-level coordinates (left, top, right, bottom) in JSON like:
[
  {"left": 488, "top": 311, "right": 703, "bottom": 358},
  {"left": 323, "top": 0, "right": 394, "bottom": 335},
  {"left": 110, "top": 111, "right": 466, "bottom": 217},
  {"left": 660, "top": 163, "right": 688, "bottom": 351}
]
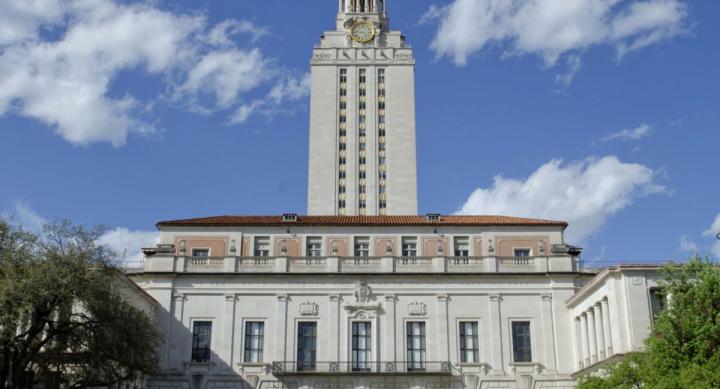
[{"left": 157, "top": 215, "right": 567, "bottom": 228}]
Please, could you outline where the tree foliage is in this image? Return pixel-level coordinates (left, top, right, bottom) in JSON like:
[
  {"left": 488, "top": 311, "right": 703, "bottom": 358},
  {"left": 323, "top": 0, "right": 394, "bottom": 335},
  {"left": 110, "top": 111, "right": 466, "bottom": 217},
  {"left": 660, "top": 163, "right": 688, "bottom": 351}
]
[
  {"left": 0, "top": 218, "right": 160, "bottom": 389},
  {"left": 578, "top": 258, "right": 720, "bottom": 389}
]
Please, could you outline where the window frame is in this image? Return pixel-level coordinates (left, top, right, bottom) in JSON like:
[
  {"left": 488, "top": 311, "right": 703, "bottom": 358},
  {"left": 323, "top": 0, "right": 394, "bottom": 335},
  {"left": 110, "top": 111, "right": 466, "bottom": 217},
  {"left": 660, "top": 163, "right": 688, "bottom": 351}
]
[
  {"left": 458, "top": 321, "right": 480, "bottom": 363},
  {"left": 406, "top": 321, "right": 426, "bottom": 371},
  {"left": 243, "top": 321, "right": 265, "bottom": 363},
  {"left": 296, "top": 321, "right": 318, "bottom": 372},
  {"left": 513, "top": 248, "right": 532, "bottom": 257},
  {"left": 401, "top": 237, "right": 418, "bottom": 257},
  {"left": 306, "top": 237, "right": 322, "bottom": 257},
  {"left": 191, "top": 320, "right": 213, "bottom": 363},
  {"left": 351, "top": 321, "right": 372, "bottom": 371},
  {"left": 191, "top": 248, "right": 211, "bottom": 258},
  {"left": 253, "top": 237, "right": 270, "bottom": 257},
  {"left": 354, "top": 237, "right": 370, "bottom": 257},
  {"left": 454, "top": 237, "right": 470, "bottom": 257},
  {"left": 510, "top": 320, "right": 533, "bottom": 363}
]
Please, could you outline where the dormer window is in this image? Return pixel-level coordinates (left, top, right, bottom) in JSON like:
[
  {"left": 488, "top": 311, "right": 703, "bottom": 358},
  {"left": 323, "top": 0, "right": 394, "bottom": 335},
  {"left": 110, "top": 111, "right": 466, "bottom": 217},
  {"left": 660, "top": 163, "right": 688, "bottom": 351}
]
[{"left": 283, "top": 213, "right": 298, "bottom": 222}]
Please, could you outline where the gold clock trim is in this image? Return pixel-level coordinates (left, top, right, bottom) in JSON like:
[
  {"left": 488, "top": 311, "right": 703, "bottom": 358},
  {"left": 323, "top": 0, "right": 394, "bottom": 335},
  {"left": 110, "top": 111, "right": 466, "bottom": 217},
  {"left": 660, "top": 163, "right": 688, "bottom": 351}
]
[{"left": 349, "top": 20, "right": 376, "bottom": 43}]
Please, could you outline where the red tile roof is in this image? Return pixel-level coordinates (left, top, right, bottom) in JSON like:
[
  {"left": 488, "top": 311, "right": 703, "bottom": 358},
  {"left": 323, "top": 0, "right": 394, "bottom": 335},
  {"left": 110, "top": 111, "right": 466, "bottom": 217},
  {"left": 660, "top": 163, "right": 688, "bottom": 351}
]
[{"left": 157, "top": 215, "right": 567, "bottom": 228}]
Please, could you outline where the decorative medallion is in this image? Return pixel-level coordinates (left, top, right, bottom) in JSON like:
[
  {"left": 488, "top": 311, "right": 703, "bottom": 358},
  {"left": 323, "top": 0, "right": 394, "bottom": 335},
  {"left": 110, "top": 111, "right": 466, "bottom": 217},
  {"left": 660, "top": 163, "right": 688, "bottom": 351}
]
[{"left": 354, "top": 280, "right": 372, "bottom": 303}]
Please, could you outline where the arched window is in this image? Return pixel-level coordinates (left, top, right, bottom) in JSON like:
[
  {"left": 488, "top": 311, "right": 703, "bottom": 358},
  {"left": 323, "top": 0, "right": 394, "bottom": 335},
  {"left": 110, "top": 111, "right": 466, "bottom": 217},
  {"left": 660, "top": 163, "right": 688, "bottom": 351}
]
[{"left": 359, "top": 0, "right": 365, "bottom": 12}]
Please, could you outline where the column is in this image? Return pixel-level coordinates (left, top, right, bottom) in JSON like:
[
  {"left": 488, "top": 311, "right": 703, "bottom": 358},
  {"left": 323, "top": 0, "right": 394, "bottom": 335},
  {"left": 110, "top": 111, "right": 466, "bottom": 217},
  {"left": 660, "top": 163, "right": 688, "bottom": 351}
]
[
  {"left": 587, "top": 309, "right": 597, "bottom": 363},
  {"left": 540, "top": 294, "right": 557, "bottom": 372},
  {"left": 221, "top": 294, "right": 237, "bottom": 371},
  {"left": 594, "top": 304, "right": 606, "bottom": 360},
  {"left": 383, "top": 295, "right": 396, "bottom": 363},
  {"left": 169, "top": 293, "right": 185, "bottom": 370},
  {"left": 580, "top": 313, "right": 589, "bottom": 367},
  {"left": 601, "top": 298, "right": 613, "bottom": 356},
  {"left": 329, "top": 295, "right": 341, "bottom": 362},
  {"left": 437, "top": 295, "right": 450, "bottom": 362},
  {"left": 488, "top": 294, "right": 503, "bottom": 374},
  {"left": 275, "top": 295, "right": 289, "bottom": 363}
]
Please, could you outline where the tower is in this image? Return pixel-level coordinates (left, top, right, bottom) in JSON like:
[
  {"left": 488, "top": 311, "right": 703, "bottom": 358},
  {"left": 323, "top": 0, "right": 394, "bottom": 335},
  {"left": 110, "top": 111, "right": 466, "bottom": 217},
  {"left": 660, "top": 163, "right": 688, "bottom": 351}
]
[{"left": 307, "top": 0, "right": 418, "bottom": 216}]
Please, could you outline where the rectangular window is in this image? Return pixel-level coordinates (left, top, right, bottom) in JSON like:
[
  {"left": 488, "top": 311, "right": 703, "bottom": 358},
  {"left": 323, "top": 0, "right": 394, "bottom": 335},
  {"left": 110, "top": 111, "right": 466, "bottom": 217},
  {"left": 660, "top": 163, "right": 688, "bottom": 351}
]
[
  {"left": 339, "top": 185, "right": 346, "bottom": 194},
  {"left": 359, "top": 200, "right": 367, "bottom": 209},
  {"left": 352, "top": 322, "right": 372, "bottom": 371},
  {"left": 359, "top": 170, "right": 367, "bottom": 179},
  {"left": 512, "top": 321, "right": 532, "bottom": 363},
  {"left": 402, "top": 237, "right": 417, "bottom": 257},
  {"left": 514, "top": 249, "right": 531, "bottom": 257},
  {"left": 339, "top": 143, "right": 346, "bottom": 151},
  {"left": 378, "top": 68, "right": 385, "bottom": 83},
  {"left": 378, "top": 142, "right": 386, "bottom": 151},
  {"left": 191, "top": 249, "right": 209, "bottom": 257},
  {"left": 406, "top": 322, "right": 426, "bottom": 371},
  {"left": 339, "top": 156, "right": 347, "bottom": 165},
  {"left": 191, "top": 321, "right": 212, "bottom": 362},
  {"left": 359, "top": 185, "right": 366, "bottom": 194},
  {"left": 306, "top": 237, "right": 322, "bottom": 257},
  {"left": 379, "top": 170, "right": 387, "bottom": 180},
  {"left": 244, "top": 322, "right": 264, "bottom": 363},
  {"left": 459, "top": 322, "right": 479, "bottom": 363},
  {"left": 359, "top": 157, "right": 367, "bottom": 165},
  {"left": 650, "top": 289, "right": 667, "bottom": 322},
  {"left": 359, "top": 69, "right": 366, "bottom": 83},
  {"left": 254, "top": 237, "right": 270, "bottom": 257},
  {"left": 297, "top": 322, "right": 317, "bottom": 371},
  {"left": 379, "top": 200, "right": 387, "bottom": 209},
  {"left": 454, "top": 237, "right": 470, "bottom": 257},
  {"left": 354, "top": 237, "right": 370, "bottom": 257},
  {"left": 339, "top": 170, "right": 347, "bottom": 179},
  {"left": 359, "top": 143, "right": 366, "bottom": 151}
]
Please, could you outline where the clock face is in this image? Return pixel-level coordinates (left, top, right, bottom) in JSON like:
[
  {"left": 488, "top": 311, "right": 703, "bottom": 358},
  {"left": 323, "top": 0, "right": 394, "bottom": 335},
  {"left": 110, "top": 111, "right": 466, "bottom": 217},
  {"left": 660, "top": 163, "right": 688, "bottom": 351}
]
[{"left": 350, "top": 21, "right": 375, "bottom": 43}]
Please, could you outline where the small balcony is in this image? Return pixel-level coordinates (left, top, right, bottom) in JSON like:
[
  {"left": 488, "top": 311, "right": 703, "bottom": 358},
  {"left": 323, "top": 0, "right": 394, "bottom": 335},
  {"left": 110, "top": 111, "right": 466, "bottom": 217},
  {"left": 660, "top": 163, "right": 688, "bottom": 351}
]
[{"left": 271, "top": 361, "right": 453, "bottom": 376}]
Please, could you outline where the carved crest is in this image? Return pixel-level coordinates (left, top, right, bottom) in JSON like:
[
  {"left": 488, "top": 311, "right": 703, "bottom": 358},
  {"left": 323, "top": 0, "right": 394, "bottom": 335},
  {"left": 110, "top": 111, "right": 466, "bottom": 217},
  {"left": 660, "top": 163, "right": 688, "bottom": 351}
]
[
  {"left": 407, "top": 301, "right": 427, "bottom": 316},
  {"left": 299, "top": 302, "right": 319, "bottom": 316},
  {"left": 354, "top": 281, "right": 371, "bottom": 303}
]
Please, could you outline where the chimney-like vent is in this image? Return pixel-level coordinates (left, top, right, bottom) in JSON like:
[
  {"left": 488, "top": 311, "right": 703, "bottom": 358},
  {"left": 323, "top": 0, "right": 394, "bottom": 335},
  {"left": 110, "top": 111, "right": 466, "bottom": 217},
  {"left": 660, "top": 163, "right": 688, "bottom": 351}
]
[
  {"left": 283, "top": 213, "right": 299, "bottom": 222},
  {"left": 426, "top": 213, "right": 441, "bottom": 222}
]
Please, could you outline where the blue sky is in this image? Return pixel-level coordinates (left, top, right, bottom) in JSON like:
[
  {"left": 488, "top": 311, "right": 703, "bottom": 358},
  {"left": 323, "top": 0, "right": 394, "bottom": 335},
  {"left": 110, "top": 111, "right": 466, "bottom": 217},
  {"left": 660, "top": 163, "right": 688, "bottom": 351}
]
[{"left": 0, "top": 0, "right": 718, "bottom": 264}]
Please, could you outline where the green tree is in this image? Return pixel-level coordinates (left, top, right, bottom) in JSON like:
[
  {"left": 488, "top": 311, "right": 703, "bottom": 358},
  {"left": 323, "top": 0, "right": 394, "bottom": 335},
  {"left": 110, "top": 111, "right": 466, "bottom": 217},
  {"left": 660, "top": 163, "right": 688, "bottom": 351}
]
[
  {"left": 578, "top": 258, "right": 720, "bottom": 389},
  {"left": 0, "top": 219, "right": 160, "bottom": 389}
]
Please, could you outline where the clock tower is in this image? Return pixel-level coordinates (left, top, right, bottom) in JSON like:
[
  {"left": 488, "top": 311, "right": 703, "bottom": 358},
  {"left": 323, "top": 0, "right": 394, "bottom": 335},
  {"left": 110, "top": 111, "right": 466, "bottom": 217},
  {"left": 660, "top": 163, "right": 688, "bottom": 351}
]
[{"left": 307, "top": 0, "right": 418, "bottom": 216}]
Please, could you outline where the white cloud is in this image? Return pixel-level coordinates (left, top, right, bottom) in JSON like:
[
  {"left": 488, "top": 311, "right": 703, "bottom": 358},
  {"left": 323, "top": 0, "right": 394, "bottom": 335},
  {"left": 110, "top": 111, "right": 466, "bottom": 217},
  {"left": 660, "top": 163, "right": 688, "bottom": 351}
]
[
  {"left": 0, "top": 0, "right": 279, "bottom": 146},
  {"left": 423, "top": 0, "right": 688, "bottom": 83},
  {"left": 603, "top": 123, "right": 653, "bottom": 142},
  {"left": 679, "top": 235, "right": 699, "bottom": 253},
  {"left": 269, "top": 73, "right": 311, "bottom": 104},
  {"left": 703, "top": 213, "right": 720, "bottom": 258},
  {"left": 2, "top": 201, "right": 48, "bottom": 232},
  {"left": 457, "top": 156, "right": 666, "bottom": 243},
  {"left": 96, "top": 227, "right": 159, "bottom": 266},
  {"left": 555, "top": 55, "right": 582, "bottom": 88}
]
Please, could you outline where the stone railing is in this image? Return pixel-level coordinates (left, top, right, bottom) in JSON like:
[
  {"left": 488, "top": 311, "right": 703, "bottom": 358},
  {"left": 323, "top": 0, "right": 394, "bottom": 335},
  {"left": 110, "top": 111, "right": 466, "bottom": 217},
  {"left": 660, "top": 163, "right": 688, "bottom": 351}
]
[{"left": 139, "top": 255, "right": 578, "bottom": 274}]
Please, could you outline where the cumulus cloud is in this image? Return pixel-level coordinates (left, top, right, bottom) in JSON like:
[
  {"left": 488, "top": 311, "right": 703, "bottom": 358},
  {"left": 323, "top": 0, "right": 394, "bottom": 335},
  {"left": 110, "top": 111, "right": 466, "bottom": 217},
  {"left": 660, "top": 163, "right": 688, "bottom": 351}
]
[
  {"left": 603, "top": 123, "right": 653, "bottom": 142},
  {"left": 457, "top": 156, "right": 666, "bottom": 243},
  {"left": 0, "top": 0, "right": 284, "bottom": 146},
  {"left": 423, "top": 0, "right": 688, "bottom": 83},
  {"left": 96, "top": 227, "right": 159, "bottom": 266},
  {"left": 229, "top": 72, "right": 311, "bottom": 124}
]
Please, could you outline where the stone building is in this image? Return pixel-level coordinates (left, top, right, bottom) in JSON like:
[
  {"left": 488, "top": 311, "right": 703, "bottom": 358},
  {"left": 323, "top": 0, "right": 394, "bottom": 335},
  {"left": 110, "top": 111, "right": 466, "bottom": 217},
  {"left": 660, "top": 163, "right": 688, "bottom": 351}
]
[{"left": 129, "top": 2, "right": 664, "bottom": 388}]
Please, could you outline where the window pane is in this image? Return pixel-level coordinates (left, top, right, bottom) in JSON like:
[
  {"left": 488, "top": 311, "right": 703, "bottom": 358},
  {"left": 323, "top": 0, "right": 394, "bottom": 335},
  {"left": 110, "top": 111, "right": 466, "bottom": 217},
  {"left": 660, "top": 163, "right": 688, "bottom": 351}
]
[
  {"left": 352, "top": 322, "right": 371, "bottom": 371},
  {"left": 192, "top": 321, "right": 212, "bottom": 362},
  {"left": 512, "top": 322, "right": 532, "bottom": 363},
  {"left": 244, "top": 322, "right": 264, "bottom": 363},
  {"left": 297, "top": 322, "right": 317, "bottom": 371}
]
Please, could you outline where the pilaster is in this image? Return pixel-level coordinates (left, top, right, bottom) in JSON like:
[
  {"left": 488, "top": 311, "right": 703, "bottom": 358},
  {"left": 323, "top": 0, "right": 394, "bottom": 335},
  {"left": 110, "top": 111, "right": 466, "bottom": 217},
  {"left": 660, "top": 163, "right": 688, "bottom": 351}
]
[
  {"left": 275, "top": 294, "right": 289, "bottom": 362},
  {"left": 436, "top": 295, "right": 450, "bottom": 362},
  {"left": 540, "top": 294, "right": 557, "bottom": 373},
  {"left": 601, "top": 298, "right": 614, "bottom": 356},
  {"left": 383, "top": 294, "right": 396, "bottom": 362},
  {"left": 488, "top": 294, "right": 504, "bottom": 374}
]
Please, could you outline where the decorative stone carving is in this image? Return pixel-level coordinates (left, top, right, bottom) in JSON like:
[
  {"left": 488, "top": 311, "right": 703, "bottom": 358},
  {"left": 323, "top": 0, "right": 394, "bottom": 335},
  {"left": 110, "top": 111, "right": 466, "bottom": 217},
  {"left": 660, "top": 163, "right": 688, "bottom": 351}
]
[
  {"left": 354, "top": 281, "right": 371, "bottom": 303},
  {"left": 299, "top": 301, "right": 319, "bottom": 316},
  {"left": 407, "top": 301, "right": 427, "bottom": 316}
]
